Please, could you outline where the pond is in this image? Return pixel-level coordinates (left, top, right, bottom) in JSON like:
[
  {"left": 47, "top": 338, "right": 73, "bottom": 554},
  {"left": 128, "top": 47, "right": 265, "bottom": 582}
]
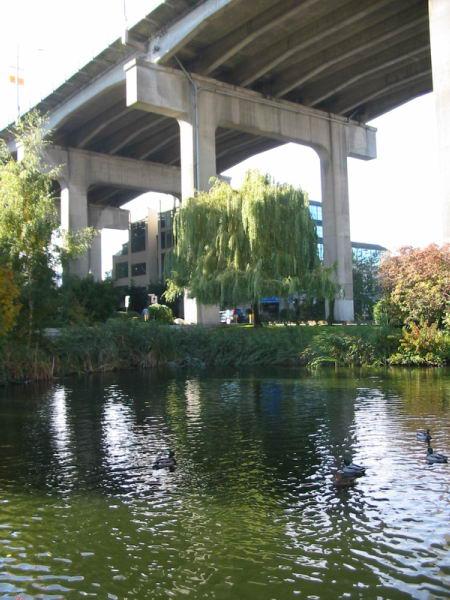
[{"left": 0, "top": 368, "right": 449, "bottom": 599}]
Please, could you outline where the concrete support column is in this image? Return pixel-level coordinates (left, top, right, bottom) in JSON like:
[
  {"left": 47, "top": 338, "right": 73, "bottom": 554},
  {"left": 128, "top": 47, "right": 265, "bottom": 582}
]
[
  {"left": 320, "top": 122, "right": 354, "bottom": 322},
  {"left": 429, "top": 0, "right": 450, "bottom": 243},
  {"left": 60, "top": 180, "right": 90, "bottom": 278},
  {"left": 178, "top": 92, "right": 219, "bottom": 324},
  {"left": 178, "top": 99, "right": 217, "bottom": 198}
]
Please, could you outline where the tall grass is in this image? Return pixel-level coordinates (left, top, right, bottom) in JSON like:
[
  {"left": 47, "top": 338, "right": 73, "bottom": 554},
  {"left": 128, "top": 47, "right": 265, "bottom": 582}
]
[{"left": 0, "top": 321, "right": 408, "bottom": 385}]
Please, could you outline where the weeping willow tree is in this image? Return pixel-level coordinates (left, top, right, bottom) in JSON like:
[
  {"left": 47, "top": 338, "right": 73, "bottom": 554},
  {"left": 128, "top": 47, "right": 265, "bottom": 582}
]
[{"left": 165, "top": 171, "right": 335, "bottom": 325}]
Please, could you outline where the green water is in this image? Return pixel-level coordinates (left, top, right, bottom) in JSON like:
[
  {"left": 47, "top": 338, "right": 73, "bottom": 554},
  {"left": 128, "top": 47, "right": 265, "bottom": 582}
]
[{"left": 0, "top": 368, "right": 449, "bottom": 599}]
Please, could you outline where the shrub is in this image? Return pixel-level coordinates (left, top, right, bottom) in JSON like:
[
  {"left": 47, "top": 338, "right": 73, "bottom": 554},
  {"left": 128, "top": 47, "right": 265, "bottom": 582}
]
[
  {"left": 148, "top": 303, "right": 173, "bottom": 324},
  {"left": 378, "top": 245, "right": 450, "bottom": 327},
  {"left": 389, "top": 322, "right": 449, "bottom": 366},
  {"left": 301, "top": 330, "right": 379, "bottom": 368},
  {"left": 373, "top": 297, "right": 403, "bottom": 328},
  {"left": 57, "top": 276, "right": 120, "bottom": 324},
  {"left": 279, "top": 308, "right": 297, "bottom": 324}
]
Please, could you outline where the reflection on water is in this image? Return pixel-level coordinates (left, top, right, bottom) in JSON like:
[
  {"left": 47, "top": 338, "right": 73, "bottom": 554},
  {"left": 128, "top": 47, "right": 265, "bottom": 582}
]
[{"left": 0, "top": 368, "right": 449, "bottom": 599}]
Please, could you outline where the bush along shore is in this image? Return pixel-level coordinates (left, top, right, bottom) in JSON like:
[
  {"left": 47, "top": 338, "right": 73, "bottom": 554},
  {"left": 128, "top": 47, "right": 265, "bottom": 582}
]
[{"left": 1, "top": 318, "right": 450, "bottom": 385}]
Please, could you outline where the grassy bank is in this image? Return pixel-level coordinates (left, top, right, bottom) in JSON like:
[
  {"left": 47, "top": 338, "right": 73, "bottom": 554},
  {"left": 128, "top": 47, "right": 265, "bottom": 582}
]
[{"left": 1, "top": 320, "right": 448, "bottom": 385}]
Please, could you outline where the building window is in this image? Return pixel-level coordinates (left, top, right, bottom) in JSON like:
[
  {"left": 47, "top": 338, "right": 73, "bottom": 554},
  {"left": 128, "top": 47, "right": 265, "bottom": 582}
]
[
  {"left": 160, "top": 231, "right": 166, "bottom": 249},
  {"left": 317, "top": 243, "right": 324, "bottom": 261},
  {"left": 309, "top": 203, "right": 322, "bottom": 222},
  {"left": 131, "top": 221, "right": 146, "bottom": 253},
  {"left": 166, "top": 232, "right": 173, "bottom": 249},
  {"left": 160, "top": 210, "right": 172, "bottom": 230},
  {"left": 131, "top": 262, "right": 146, "bottom": 276},
  {"left": 115, "top": 261, "right": 128, "bottom": 279},
  {"left": 316, "top": 225, "right": 323, "bottom": 239}
]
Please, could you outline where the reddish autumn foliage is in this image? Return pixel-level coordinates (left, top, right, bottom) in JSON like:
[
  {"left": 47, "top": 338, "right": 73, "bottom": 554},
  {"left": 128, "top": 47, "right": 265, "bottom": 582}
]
[{"left": 378, "top": 244, "right": 450, "bottom": 326}]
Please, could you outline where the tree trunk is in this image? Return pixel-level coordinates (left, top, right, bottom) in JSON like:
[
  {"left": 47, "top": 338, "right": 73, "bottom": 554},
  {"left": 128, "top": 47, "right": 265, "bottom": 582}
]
[
  {"left": 327, "top": 297, "right": 335, "bottom": 326},
  {"left": 252, "top": 301, "right": 262, "bottom": 327}
]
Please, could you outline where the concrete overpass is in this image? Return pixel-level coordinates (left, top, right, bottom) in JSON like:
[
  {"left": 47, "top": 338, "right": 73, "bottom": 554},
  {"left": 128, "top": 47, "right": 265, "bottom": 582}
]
[{"left": 1, "top": 0, "right": 447, "bottom": 322}]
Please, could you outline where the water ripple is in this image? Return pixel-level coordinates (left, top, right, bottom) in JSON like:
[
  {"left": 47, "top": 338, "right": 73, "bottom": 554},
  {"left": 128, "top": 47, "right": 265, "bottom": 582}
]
[{"left": 0, "top": 369, "right": 449, "bottom": 598}]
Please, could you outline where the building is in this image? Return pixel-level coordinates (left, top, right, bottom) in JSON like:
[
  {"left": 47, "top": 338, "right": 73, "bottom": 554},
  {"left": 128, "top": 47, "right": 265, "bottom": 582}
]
[
  {"left": 114, "top": 199, "right": 386, "bottom": 290},
  {"left": 113, "top": 208, "right": 174, "bottom": 288},
  {"left": 309, "top": 200, "right": 386, "bottom": 263}
]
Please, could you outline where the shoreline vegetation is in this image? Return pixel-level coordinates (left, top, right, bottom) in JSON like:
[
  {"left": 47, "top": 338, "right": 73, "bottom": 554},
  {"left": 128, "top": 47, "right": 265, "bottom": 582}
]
[{"left": 1, "top": 319, "right": 449, "bottom": 385}]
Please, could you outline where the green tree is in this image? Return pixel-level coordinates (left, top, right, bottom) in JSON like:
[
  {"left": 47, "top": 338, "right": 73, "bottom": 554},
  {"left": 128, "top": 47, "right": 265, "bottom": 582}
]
[
  {"left": 352, "top": 254, "right": 381, "bottom": 322},
  {"left": 57, "top": 275, "right": 120, "bottom": 324},
  {"left": 0, "top": 112, "right": 95, "bottom": 337},
  {"left": 165, "top": 171, "right": 335, "bottom": 325},
  {"left": 0, "top": 266, "right": 21, "bottom": 337},
  {"left": 376, "top": 244, "right": 450, "bottom": 327}
]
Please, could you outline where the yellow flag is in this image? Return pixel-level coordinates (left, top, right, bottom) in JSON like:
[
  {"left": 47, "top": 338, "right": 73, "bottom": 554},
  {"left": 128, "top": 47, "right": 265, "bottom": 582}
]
[{"left": 8, "top": 74, "right": 24, "bottom": 85}]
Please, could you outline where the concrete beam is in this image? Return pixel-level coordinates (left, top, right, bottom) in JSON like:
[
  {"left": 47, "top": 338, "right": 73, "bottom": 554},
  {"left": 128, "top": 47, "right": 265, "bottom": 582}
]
[
  {"left": 233, "top": 0, "right": 394, "bottom": 88},
  {"left": 271, "top": 13, "right": 428, "bottom": 98},
  {"left": 191, "top": 0, "right": 321, "bottom": 76},
  {"left": 108, "top": 116, "right": 166, "bottom": 154},
  {"left": 88, "top": 205, "right": 129, "bottom": 230},
  {"left": 73, "top": 103, "right": 129, "bottom": 148},
  {"left": 44, "top": 59, "right": 133, "bottom": 134},
  {"left": 125, "top": 60, "right": 376, "bottom": 161},
  {"left": 148, "top": 0, "right": 239, "bottom": 64},
  {"left": 338, "top": 68, "right": 431, "bottom": 116},
  {"left": 309, "top": 44, "right": 429, "bottom": 108},
  {"left": 44, "top": 145, "right": 181, "bottom": 196}
]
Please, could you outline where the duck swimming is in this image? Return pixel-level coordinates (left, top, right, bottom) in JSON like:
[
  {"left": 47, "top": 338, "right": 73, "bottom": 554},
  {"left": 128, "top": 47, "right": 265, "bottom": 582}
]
[
  {"left": 153, "top": 449, "right": 176, "bottom": 469},
  {"left": 333, "top": 471, "right": 358, "bottom": 487},
  {"left": 417, "top": 429, "right": 432, "bottom": 443},
  {"left": 342, "top": 458, "right": 366, "bottom": 477},
  {"left": 426, "top": 447, "right": 448, "bottom": 464}
]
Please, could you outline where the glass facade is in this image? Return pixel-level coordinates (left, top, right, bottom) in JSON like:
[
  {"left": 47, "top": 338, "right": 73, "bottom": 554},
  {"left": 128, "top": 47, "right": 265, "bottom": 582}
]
[
  {"left": 317, "top": 243, "right": 324, "bottom": 261},
  {"left": 131, "top": 262, "right": 146, "bottom": 276},
  {"left": 158, "top": 210, "right": 175, "bottom": 280},
  {"left": 308, "top": 201, "right": 385, "bottom": 263},
  {"left": 352, "top": 246, "right": 384, "bottom": 262},
  {"left": 131, "top": 221, "right": 146, "bottom": 253},
  {"left": 308, "top": 202, "right": 322, "bottom": 221},
  {"left": 115, "top": 261, "right": 128, "bottom": 280}
]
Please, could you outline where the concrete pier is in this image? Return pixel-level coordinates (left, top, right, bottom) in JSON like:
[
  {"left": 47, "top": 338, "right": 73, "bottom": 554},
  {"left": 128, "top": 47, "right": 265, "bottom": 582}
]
[
  {"left": 126, "top": 60, "right": 376, "bottom": 321},
  {"left": 45, "top": 145, "right": 181, "bottom": 279},
  {"left": 429, "top": 0, "right": 450, "bottom": 244}
]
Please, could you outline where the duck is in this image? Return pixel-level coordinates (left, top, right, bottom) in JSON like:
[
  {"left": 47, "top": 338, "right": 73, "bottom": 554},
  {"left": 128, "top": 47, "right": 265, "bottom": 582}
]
[
  {"left": 342, "top": 458, "right": 366, "bottom": 477},
  {"left": 416, "top": 429, "right": 432, "bottom": 443},
  {"left": 153, "top": 449, "right": 176, "bottom": 469},
  {"left": 426, "top": 447, "right": 448, "bottom": 464},
  {"left": 333, "top": 471, "right": 358, "bottom": 487}
]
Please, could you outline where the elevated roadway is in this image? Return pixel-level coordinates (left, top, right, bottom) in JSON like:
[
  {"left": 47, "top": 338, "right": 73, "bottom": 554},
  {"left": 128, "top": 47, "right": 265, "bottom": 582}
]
[{"left": 1, "top": 0, "right": 447, "bottom": 322}]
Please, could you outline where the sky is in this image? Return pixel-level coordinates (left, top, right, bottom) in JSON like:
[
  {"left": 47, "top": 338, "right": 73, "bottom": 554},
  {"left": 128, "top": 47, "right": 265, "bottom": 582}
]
[{"left": 0, "top": 0, "right": 443, "bottom": 275}]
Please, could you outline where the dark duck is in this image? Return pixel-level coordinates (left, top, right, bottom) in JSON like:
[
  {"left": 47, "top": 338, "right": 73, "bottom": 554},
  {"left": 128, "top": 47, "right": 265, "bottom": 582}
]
[
  {"left": 416, "top": 429, "right": 432, "bottom": 443},
  {"left": 426, "top": 447, "right": 448, "bottom": 464},
  {"left": 153, "top": 449, "right": 177, "bottom": 469}
]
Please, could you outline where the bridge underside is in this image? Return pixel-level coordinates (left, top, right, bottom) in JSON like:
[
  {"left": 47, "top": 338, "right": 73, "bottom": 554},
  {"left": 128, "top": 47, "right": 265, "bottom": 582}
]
[
  {"left": 1, "top": 0, "right": 446, "bottom": 323},
  {"left": 34, "top": 0, "right": 429, "bottom": 206}
]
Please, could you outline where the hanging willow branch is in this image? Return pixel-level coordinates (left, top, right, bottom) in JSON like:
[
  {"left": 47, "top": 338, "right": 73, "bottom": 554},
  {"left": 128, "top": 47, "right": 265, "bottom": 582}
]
[{"left": 165, "top": 171, "right": 335, "bottom": 307}]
